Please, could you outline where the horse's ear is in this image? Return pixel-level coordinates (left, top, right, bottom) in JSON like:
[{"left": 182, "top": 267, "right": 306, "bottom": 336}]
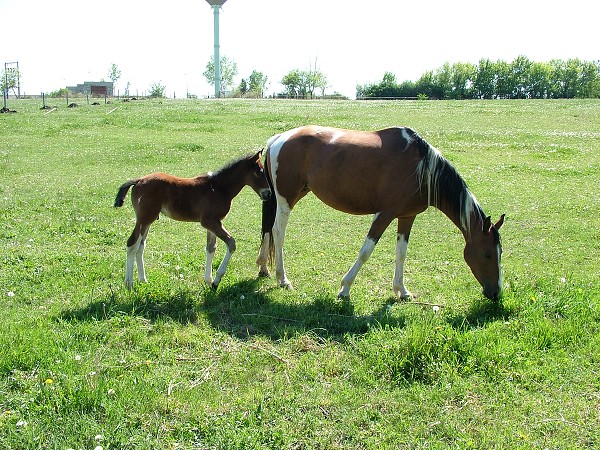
[
  {"left": 254, "top": 149, "right": 264, "bottom": 159},
  {"left": 494, "top": 214, "right": 505, "bottom": 230},
  {"left": 483, "top": 216, "right": 492, "bottom": 232}
]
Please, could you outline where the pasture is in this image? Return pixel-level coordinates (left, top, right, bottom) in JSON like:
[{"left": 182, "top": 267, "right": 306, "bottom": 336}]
[{"left": 1, "top": 98, "right": 599, "bottom": 449}]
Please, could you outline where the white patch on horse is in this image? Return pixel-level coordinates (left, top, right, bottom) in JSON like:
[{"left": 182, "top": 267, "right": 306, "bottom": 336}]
[
  {"left": 496, "top": 242, "right": 502, "bottom": 291},
  {"left": 268, "top": 128, "right": 298, "bottom": 213},
  {"left": 329, "top": 130, "right": 345, "bottom": 144},
  {"left": 401, "top": 128, "right": 412, "bottom": 148}
]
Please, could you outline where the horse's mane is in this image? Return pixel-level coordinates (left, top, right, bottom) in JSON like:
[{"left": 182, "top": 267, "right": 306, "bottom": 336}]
[
  {"left": 209, "top": 153, "right": 256, "bottom": 180},
  {"left": 408, "top": 128, "right": 484, "bottom": 234}
]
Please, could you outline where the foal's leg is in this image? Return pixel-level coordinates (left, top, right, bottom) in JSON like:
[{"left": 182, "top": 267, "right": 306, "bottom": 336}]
[
  {"left": 204, "top": 231, "right": 217, "bottom": 285},
  {"left": 339, "top": 212, "right": 394, "bottom": 298},
  {"left": 257, "top": 232, "right": 271, "bottom": 277},
  {"left": 393, "top": 217, "right": 415, "bottom": 299},
  {"left": 202, "top": 219, "right": 235, "bottom": 289},
  {"left": 125, "top": 222, "right": 151, "bottom": 289}
]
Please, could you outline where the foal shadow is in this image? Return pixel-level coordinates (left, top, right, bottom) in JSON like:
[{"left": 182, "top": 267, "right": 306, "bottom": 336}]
[
  {"left": 202, "top": 278, "right": 407, "bottom": 341},
  {"left": 58, "top": 279, "right": 406, "bottom": 342},
  {"left": 58, "top": 285, "right": 205, "bottom": 325}
]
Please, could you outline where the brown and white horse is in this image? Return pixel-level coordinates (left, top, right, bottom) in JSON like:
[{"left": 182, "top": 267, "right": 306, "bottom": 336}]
[
  {"left": 115, "top": 150, "right": 271, "bottom": 290},
  {"left": 257, "top": 126, "right": 505, "bottom": 300}
]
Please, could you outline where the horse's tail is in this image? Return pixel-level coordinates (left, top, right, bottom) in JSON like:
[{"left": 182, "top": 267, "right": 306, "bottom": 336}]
[
  {"left": 114, "top": 180, "right": 138, "bottom": 207},
  {"left": 260, "top": 137, "right": 279, "bottom": 267}
]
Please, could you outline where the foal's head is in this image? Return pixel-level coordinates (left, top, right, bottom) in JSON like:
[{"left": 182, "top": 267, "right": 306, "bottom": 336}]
[
  {"left": 463, "top": 214, "right": 505, "bottom": 301},
  {"left": 245, "top": 150, "right": 271, "bottom": 200}
]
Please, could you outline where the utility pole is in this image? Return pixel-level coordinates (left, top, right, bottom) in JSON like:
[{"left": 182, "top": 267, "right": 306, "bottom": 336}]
[{"left": 205, "top": 0, "right": 227, "bottom": 98}]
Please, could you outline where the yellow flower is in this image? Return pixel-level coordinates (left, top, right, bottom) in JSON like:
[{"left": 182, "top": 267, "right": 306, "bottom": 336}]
[{"left": 44, "top": 378, "right": 53, "bottom": 385}]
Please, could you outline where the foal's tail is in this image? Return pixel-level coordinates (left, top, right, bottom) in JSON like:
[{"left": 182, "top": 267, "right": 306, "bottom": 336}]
[{"left": 113, "top": 180, "right": 138, "bottom": 207}]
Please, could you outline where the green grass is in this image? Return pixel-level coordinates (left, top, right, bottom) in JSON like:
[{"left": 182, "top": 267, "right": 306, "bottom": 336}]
[{"left": 1, "top": 98, "right": 599, "bottom": 449}]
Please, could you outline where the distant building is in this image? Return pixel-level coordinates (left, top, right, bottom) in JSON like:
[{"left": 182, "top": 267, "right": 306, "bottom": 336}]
[{"left": 66, "top": 81, "right": 113, "bottom": 97}]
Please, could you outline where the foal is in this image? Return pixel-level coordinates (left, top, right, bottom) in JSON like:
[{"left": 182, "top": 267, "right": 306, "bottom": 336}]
[{"left": 114, "top": 150, "right": 271, "bottom": 290}]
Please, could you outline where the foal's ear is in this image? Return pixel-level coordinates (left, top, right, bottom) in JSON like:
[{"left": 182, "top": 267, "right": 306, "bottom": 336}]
[
  {"left": 255, "top": 148, "right": 264, "bottom": 159},
  {"left": 494, "top": 214, "right": 505, "bottom": 230}
]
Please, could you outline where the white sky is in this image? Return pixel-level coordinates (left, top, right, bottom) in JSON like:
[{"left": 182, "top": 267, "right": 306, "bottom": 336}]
[{"left": 1, "top": 0, "right": 598, "bottom": 99}]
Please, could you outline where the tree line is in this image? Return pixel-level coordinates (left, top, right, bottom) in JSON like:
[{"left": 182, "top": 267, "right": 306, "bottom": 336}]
[{"left": 356, "top": 56, "right": 600, "bottom": 100}]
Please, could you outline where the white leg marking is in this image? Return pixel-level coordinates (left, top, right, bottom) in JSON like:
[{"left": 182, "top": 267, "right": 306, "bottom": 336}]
[
  {"left": 125, "top": 244, "right": 137, "bottom": 289},
  {"left": 136, "top": 239, "right": 147, "bottom": 283},
  {"left": 125, "top": 234, "right": 145, "bottom": 289},
  {"left": 268, "top": 129, "right": 297, "bottom": 289},
  {"left": 393, "top": 233, "right": 412, "bottom": 298},
  {"left": 204, "top": 246, "right": 215, "bottom": 286},
  {"left": 339, "top": 237, "right": 377, "bottom": 298},
  {"left": 273, "top": 202, "right": 292, "bottom": 289},
  {"left": 212, "top": 239, "right": 235, "bottom": 288}
]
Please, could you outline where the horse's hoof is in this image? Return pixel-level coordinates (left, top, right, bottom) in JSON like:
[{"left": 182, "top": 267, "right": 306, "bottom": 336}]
[
  {"left": 337, "top": 293, "right": 351, "bottom": 300},
  {"left": 280, "top": 281, "right": 293, "bottom": 290},
  {"left": 211, "top": 282, "right": 218, "bottom": 290},
  {"left": 258, "top": 270, "right": 270, "bottom": 278}
]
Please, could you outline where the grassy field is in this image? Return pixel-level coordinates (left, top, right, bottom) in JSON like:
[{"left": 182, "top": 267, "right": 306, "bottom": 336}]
[{"left": 1, "top": 98, "right": 599, "bottom": 449}]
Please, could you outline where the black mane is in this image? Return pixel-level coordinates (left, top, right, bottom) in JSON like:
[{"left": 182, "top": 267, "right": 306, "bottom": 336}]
[{"left": 408, "top": 128, "right": 484, "bottom": 233}]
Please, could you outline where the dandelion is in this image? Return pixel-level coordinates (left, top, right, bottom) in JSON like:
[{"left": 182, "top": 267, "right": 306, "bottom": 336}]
[
  {"left": 7, "top": 291, "right": 15, "bottom": 297},
  {"left": 16, "top": 420, "right": 27, "bottom": 427},
  {"left": 44, "top": 378, "right": 53, "bottom": 385},
  {"left": 95, "top": 434, "right": 104, "bottom": 441},
  {"left": 107, "top": 388, "right": 116, "bottom": 396},
  {"left": 94, "top": 446, "right": 104, "bottom": 450},
  {"left": 74, "top": 355, "right": 81, "bottom": 361},
  {"left": 560, "top": 277, "right": 567, "bottom": 283}
]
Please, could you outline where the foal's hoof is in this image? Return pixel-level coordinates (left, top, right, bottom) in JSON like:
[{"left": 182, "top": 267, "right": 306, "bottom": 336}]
[
  {"left": 258, "top": 269, "right": 270, "bottom": 278},
  {"left": 211, "top": 282, "right": 219, "bottom": 290}
]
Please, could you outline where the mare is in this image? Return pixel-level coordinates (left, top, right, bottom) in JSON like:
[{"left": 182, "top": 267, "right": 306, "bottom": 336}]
[
  {"left": 114, "top": 150, "right": 271, "bottom": 290},
  {"left": 257, "top": 126, "right": 505, "bottom": 300}
]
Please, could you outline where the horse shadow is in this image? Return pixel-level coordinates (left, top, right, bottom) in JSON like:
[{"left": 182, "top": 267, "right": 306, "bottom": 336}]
[
  {"left": 445, "top": 297, "right": 514, "bottom": 330},
  {"left": 58, "top": 278, "right": 407, "bottom": 342}
]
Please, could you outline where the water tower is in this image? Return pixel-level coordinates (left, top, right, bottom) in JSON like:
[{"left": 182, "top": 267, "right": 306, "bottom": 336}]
[{"left": 206, "top": 0, "right": 227, "bottom": 98}]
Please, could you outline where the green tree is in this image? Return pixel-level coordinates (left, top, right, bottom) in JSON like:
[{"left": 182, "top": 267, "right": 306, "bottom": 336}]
[
  {"left": 238, "top": 78, "right": 248, "bottom": 96},
  {"left": 248, "top": 70, "right": 269, "bottom": 97},
  {"left": 107, "top": 63, "right": 121, "bottom": 94},
  {"left": 1, "top": 67, "right": 21, "bottom": 96},
  {"left": 203, "top": 55, "right": 238, "bottom": 96},
  {"left": 281, "top": 70, "right": 304, "bottom": 98},
  {"left": 529, "top": 61, "right": 552, "bottom": 98},
  {"left": 450, "top": 62, "right": 476, "bottom": 99},
  {"left": 148, "top": 81, "right": 166, "bottom": 98}
]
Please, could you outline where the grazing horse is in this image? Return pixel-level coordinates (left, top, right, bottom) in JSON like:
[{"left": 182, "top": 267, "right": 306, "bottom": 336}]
[
  {"left": 114, "top": 150, "right": 271, "bottom": 290},
  {"left": 257, "top": 126, "right": 505, "bottom": 300}
]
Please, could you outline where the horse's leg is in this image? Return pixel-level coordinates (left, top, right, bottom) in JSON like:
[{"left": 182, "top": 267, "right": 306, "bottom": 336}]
[
  {"left": 339, "top": 212, "right": 394, "bottom": 298},
  {"left": 204, "top": 231, "right": 217, "bottom": 286},
  {"left": 393, "top": 217, "right": 416, "bottom": 299},
  {"left": 202, "top": 220, "right": 235, "bottom": 289},
  {"left": 273, "top": 201, "right": 293, "bottom": 289}
]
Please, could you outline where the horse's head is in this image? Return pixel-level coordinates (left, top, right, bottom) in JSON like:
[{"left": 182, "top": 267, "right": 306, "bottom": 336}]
[
  {"left": 247, "top": 149, "right": 272, "bottom": 201},
  {"left": 463, "top": 214, "right": 505, "bottom": 301}
]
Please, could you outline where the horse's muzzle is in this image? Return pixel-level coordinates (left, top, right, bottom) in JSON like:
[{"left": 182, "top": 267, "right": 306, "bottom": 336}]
[{"left": 483, "top": 288, "right": 501, "bottom": 302}]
